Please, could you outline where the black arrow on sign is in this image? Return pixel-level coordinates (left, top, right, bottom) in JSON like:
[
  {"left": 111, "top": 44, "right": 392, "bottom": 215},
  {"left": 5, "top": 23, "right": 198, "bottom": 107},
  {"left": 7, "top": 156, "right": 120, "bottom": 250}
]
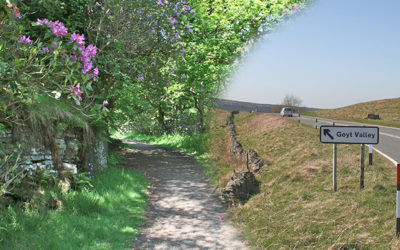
[{"left": 323, "top": 129, "right": 334, "bottom": 140}]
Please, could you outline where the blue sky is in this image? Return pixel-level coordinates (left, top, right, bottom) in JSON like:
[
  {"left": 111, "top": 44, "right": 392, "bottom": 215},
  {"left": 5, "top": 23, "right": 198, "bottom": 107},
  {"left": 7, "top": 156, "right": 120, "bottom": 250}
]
[{"left": 222, "top": 0, "right": 400, "bottom": 109}]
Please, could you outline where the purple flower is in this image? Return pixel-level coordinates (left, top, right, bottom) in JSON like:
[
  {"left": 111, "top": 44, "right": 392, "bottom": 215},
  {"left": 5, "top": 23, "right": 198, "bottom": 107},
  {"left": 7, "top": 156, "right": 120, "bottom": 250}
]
[
  {"left": 166, "top": 81, "right": 171, "bottom": 86},
  {"left": 36, "top": 18, "right": 49, "bottom": 25},
  {"left": 157, "top": 0, "right": 163, "bottom": 5},
  {"left": 42, "top": 47, "right": 49, "bottom": 52},
  {"left": 18, "top": 35, "right": 32, "bottom": 44},
  {"left": 83, "top": 61, "right": 93, "bottom": 74},
  {"left": 188, "top": 29, "right": 193, "bottom": 34},
  {"left": 168, "top": 17, "right": 178, "bottom": 25},
  {"left": 181, "top": 74, "right": 186, "bottom": 79},
  {"left": 152, "top": 29, "right": 156, "bottom": 33},
  {"left": 151, "top": 62, "right": 156, "bottom": 65},
  {"left": 93, "top": 67, "right": 99, "bottom": 76},
  {"left": 161, "top": 95, "right": 165, "bottom": 99},
  {"left": 85, "top": 44, "right": 97, "bottom": 58},
  {"left": 103, "top": 100, "right": 109, "bottom": 106},
  {"left": 190, "top": 10, "right": 195, "bottom": 14},
  {"left": 139, "top": 74, "right": 144, "bottom": 81},
  {"left": 70, "top": 33, "right": 85, "bottom": 46},
  {"left": 50, "top": 20, "right": 68, "bottom": 37},
  {"left": 69, "top": 83, "right": 83, "bottom": 101},
  {"left": 292, "top": 6, "right": 301, "bottom": 12},
  {"left": 137, "top": 10, "right": 142, "bottom": 14},
  {"left": 53, "top": 41, "right": 59, "bottom": 47}
]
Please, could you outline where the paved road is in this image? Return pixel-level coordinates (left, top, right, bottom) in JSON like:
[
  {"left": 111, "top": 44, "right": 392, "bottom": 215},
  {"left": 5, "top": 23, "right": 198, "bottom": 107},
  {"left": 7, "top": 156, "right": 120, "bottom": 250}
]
[
  {"left": 122, "top": 140, "right": 248, "bottom": 250},
  {"left": 290, "top": 115, "right": 400, "bottom": 165}
]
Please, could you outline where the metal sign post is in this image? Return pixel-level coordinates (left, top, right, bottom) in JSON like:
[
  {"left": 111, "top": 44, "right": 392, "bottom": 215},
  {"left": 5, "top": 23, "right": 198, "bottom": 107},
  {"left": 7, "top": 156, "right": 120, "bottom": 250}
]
[
  {"left": 333, "top": 143, "right": 337, "bottom": 192},
  {"left": 360, "top": 144, "right": 365, "bottom": 190},
  {"left": 320, "top": 125, "right": 379, "bottom": 192}
]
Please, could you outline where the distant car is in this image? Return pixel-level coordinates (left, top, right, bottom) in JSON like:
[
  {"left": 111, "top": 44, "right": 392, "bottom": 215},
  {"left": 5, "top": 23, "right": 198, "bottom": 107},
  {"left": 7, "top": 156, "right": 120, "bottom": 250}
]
[{"left": 280, "top": 107, "right": 293, "bottom": 117}]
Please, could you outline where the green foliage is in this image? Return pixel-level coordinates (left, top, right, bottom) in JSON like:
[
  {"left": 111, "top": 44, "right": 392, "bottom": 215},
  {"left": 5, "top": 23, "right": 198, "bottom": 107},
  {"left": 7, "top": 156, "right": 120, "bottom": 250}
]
[
  {"left": 0, "top": 144, "right": 25, "bottom": 198},
  {"left": 0, "top": 167, "right": 149, "bottom": 249},
  {"left": 18, "top": 0, "right": 92, "bottom": 39}
]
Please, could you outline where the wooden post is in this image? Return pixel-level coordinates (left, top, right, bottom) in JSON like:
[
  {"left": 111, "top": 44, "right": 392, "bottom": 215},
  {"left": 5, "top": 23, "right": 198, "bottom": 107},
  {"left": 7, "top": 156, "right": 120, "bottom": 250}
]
[
  {"left": 360, "top": 144, "right": 365, "bottom": 190},
  {"left": 333, "top": 143, "right": 337, "bottom": 192}
]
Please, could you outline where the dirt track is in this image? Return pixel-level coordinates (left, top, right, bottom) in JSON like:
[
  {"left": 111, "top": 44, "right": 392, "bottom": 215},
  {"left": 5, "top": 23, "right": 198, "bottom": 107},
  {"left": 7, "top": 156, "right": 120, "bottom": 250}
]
[{"left": 122, "top": 140, "right": 248, "bottom": 250}]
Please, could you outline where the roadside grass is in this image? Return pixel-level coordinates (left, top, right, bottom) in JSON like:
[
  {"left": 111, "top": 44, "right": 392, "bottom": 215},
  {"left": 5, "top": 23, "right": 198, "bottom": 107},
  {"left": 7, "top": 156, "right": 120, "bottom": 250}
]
[
  {"left": 208, "top": 110, "right": 400, "bottom": 248},
  {"left": 304, "top": 97, "right": 400, "bottom": 128},
  {"left": 0, "top": 158, "right": 148, "bottom": 249}
]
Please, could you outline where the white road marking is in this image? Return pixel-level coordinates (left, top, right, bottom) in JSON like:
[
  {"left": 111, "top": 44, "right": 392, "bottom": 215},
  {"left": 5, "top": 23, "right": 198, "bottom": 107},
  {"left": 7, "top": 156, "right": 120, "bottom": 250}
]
[
  {"left": 373, "top": 147, "right": 398, "bottom": 166},
  {"left": 380, "top": 132, "right": 400, "bottom": 140}
]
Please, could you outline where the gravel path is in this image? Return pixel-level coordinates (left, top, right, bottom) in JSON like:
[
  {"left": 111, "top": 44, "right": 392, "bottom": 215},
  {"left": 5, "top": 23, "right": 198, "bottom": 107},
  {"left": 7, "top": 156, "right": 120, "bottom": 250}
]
[{"left": 122, "top": 140, "right": 248, "bottom": 250}]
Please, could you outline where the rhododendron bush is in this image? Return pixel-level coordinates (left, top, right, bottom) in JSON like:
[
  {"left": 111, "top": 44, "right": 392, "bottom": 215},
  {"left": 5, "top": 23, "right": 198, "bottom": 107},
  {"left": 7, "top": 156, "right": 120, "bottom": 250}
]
[
  {"left": 0, "top": 1, "right": 107, "bottom": 129},
  {"left": 0, "top": 0, "right": 308, "bottom": 135}
]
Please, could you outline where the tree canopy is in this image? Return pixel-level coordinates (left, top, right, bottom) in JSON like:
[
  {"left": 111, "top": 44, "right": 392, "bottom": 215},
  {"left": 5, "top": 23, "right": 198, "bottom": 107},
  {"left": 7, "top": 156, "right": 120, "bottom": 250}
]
[{"left": 1, "top": 0, "right": 308, "bottom": 135}]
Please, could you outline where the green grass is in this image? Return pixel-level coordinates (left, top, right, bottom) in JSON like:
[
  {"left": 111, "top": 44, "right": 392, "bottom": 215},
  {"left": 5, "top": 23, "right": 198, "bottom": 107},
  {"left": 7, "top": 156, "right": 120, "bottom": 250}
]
[
  {"left": 0, "top": 167, "right": 148, "bottom": 249},
  {"left": 207, "top": 110, "right": 400, "bottom": 248},
  {"left": 116, "top": 131, "right": 207, "bottom": 157},
  {"left": 304, "top": 97, "right": 400, "bottom": 128}
]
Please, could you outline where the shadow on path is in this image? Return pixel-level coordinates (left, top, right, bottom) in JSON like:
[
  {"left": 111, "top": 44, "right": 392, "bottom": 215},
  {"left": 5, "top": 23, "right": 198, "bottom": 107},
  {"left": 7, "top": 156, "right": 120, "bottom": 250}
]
[{"left": 122, "top": 140, "right": 248, "bottom": 250}]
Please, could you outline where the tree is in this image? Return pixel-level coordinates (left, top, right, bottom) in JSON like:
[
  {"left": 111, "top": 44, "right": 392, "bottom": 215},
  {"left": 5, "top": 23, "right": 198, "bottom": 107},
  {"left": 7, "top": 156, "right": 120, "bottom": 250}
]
[{"left": 282, "top": 94, "right": 303, "bottom": 113}]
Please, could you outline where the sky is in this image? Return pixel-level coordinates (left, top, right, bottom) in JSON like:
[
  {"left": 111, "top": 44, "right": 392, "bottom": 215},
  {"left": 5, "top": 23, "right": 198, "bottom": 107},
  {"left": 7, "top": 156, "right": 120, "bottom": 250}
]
[{"left": 222, "top": 0, "right": 400, "bottom": 109}]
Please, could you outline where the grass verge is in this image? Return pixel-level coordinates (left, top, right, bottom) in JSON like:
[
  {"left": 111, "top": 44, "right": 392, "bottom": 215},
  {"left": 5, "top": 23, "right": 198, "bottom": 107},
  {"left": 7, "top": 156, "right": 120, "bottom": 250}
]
[
  {"left": 304, "top": 97, "right": 400, "bottom": 128},
  {"left": 0, "top": 164, "right": 148, "bottom": 249},
  {"left": 208, "top": 110, "right": 400, "bottom": 248}
]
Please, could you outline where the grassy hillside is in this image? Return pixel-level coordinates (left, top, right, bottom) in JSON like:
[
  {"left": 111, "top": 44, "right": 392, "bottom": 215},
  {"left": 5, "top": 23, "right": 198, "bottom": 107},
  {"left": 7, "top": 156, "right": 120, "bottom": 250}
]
[
  {"left": 208, "top": 110, "right": 400, "bottom": 248},
  {"left": 304, "top": 97, "right": 400, "bottom": 127}
]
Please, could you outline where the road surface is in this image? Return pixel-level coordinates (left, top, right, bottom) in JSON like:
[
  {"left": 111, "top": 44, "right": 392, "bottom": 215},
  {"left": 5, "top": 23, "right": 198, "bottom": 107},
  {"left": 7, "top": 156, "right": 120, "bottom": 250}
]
[{"left": 290, "top": 115, "right": 400, "bottom": 165}]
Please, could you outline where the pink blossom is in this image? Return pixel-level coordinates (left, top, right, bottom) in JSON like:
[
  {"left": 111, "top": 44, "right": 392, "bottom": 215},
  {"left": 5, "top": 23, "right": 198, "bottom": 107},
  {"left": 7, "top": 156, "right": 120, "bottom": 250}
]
[
  {"left": 37, "top": 19, "right": 68, "bottom": 37},
  {"left": 36, "top": 18, "right": 50, "bottom": 25},
  {"left": 50, "top": 20, "right": 68, "bottom": 37},
  {"left": 85, "top": 44, "right": 97, "bottom": 58},
  {"left": 292, "top": 6, "right": 301, "bottom": 12},
  {"left": 18, "top": 35, "right": 32, "bottom": 44},
  {"left": 93, "top": 67, "right": 99, "bottom": 77},
  {"left": 83, "top": 61, "right": 93, "bottom": 75},
  {"left": 103, "top": 100, "right": 109, "bottom": 106},
  {"left": 69, "top": 83, "right": 83, "bottom": 101},
  {"left": 70, "top": 33, "right": 85, "bottom": 46}
]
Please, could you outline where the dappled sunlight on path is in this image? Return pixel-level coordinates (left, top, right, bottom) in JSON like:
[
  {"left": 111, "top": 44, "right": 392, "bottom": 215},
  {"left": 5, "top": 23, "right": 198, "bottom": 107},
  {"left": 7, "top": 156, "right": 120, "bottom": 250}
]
[{"left": 122, "top": 140, "right": 248, "bottom": 250}]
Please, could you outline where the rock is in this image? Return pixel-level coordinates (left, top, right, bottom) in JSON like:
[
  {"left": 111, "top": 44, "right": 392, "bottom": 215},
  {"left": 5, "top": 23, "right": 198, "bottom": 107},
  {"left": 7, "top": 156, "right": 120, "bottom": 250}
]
[
  {"left": 62, "top": 163, "right": 77, "bottom": 174},
  {"left": 221, "top": 169, "right": 260, "bottom": 204}
]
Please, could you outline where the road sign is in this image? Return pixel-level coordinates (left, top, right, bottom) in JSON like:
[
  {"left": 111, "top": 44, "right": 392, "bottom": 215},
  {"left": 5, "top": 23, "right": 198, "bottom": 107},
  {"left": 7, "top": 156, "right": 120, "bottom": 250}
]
[{"left": 320, "top": 126, "right": 379, "bottom": 144}]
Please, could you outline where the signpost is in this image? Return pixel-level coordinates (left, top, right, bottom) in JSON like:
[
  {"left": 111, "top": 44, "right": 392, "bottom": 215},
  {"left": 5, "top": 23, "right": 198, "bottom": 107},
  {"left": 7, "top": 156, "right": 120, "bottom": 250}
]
[
  {"left": 320, "top": 125, "right": 379, "bottom": 192},
  {"left": 320, "top": 126, "right": 379, "bottom": 144}
]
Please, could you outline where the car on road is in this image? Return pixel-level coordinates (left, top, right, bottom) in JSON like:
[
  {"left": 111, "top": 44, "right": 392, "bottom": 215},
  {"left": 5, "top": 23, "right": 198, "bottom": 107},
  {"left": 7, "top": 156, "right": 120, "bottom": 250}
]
[{"left": 280, "top": 107, "right": 293, "bottom": 117}]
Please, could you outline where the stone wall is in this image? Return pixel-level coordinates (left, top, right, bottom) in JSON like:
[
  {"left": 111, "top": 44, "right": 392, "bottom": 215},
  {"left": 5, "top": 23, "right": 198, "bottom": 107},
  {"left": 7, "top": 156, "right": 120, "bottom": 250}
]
[
  {"left": 226, "top": 111, "right": 265, "bottom": 173},
  {"left": 0, "top": 127, "right": 108, "bottom": 177},
  {"left": 221, "top": 111, "right": 264, "bottom": 204}
]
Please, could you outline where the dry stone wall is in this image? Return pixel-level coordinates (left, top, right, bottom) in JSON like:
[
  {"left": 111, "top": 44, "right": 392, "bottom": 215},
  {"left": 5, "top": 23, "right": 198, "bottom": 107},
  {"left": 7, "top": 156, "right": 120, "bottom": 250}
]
[
  {"left": 0, "top": 127, "right": 108, "bottom": 177},
  {"left": 226, "top": 111, "right": 265, "bottom": 173},
  {"left": 222, "top": 111, "right": 264, "bottom": 204}
]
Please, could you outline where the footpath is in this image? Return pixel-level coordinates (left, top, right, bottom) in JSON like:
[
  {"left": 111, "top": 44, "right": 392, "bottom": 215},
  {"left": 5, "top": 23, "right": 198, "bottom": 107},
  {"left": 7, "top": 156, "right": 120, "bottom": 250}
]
[{"left": 122, "top": 140, "right": 248, "bottom": 249}]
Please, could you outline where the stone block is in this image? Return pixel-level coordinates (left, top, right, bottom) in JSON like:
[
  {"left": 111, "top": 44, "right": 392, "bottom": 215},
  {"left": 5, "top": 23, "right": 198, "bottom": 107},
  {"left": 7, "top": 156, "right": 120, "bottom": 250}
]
[{"left": 62, "top": 163, "right": 77, "bottom": 174}]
